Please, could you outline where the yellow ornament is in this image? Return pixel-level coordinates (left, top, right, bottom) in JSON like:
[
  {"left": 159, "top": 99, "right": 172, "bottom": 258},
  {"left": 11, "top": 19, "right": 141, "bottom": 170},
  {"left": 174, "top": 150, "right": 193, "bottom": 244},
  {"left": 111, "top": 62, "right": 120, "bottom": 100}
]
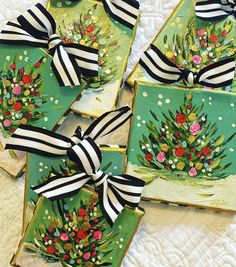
[
  {"left": 161, "top": 144, "right": 169, "bottom": 152},
  {"left": 24, "top": 90, "right": 31, "bottom": 96},
  {"left": 4, "top": 80, "right": 11, "bottom": 87},
  {"left": 188, "top": 113, "right": 196, "bottom": 122},
  {"left": 176, "top": 162, "right": 185, "bottom": 170},
  {"left": 191, "top": 45, "right": 198, "bottom": 52},
  {"left": 186, "top": 94, "right": 192, "bottom": 100},
  {"left": 79, "top": 39, "right": 86, "bottom": 46},
  {"left": 20, "top": 118, "right": 28, "bottom": 125},
  {"left": 92, "top": 17, "right": 98, "bottom": 23},
  {"left": 165, "top": 51, "right": 173, "bottom": 59},
  {"left": 27, "top": 104, "right": 35, "bottom": 111},
  {"left": 31, "top": 73, "right": 38, "bottom": 79},
  {"left": 188, "top": 135, "right": 196, "bottom": 143},
  {"left": 195, "top": 163, "right": 203, "bottom": 170},
  {"left": 93, "top": 42, "right": 98, "bottom": 49}
]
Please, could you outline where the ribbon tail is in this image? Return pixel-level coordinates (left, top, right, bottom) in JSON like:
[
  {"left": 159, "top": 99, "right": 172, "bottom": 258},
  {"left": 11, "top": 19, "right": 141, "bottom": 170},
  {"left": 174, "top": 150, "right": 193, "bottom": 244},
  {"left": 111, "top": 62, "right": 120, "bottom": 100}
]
[
  {"left": 32, "top": 172, "right": 91, "bottom": 200},
  {"left": 98, "top": 174, "right": 144, "bottom": 226},
  {"left": 83, "top": 106, "right": 133, "bottom": 141},
  {"left": 5, "top": 125, "right": 72, "bottom": 156},
  {"left": 139, "top": 44, "right": 182, "bottom": 84},
  {"left": 195, "top": 1, "right": 233, "bottom": 21},
  {"left": 102, "top": 0, "right": 140, "bottom": 29},
  {"left": 197, "top": 57, "right": 236, "bottom": 88}
]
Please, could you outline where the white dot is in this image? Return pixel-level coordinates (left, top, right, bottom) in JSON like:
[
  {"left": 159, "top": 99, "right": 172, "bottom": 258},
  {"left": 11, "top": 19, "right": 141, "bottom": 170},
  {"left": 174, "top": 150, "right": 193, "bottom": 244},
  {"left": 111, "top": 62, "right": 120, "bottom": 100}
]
[
  {"left": 202, "top": 99, "right": 205, "bottom": 102},
  {"left": 119, "top": 245, "right": 123, "bottom": 249},
  {"left": 55, "top": 100, "right": 59, "bottom": 104},
  {"left": 137, "top": 123, "right": 141, "bottom": 127},
  {"left": 44, "top": 166, "right": 48, "bottom": 169},
  {"left": 50, "top": 97, "right": 54, "bottom": 101},
  {"left": 137, "top": 115, "right": 141, "bottom": 120},
  {"left": 39, "top": 162, "right": 44, "bottom": 166},
  {"left": 45, "top": 210, "right": 48, "bottom": 215},
  {"left": 209, "top": 97, "right": 212, "bottom": 100},
  {"left": 229, "top": 148, "right": 234, "bottom": 152},
  {"left": 232, "top": 124, "right": 236, "bottom": 128},
  {"left": 218, "top": 117, "right": 223, "bottom": 120},
  {"left": 143, "top": 92, "right": 148, "bottom": 97},
  {"left": 50, "top": 73, "right": 53, "bottom": 76},
  {"left": 158, "top": 94, "right": 163, "bottom": 99},
  {"left": 116, "top": 56, "right": 121, "bottom": 61},
  {"left": 131, "top": 149, "right": 134, "bottom": 152},
  {"left": 230, "top": 103, "right": 235, "bottom": 107},
  {"left": 165, "top": 98, "right": 171, "bottom": 104},
  {"left": 57, "top": 2, "right": 62, "bottom": 7},
  {"left": 209, "top": 102, "right": 212, "bottom": 105},
  {"left": 39, "top": 168, "right": 43, "bottom": 172},
  {"left": 114, "top": 166, "right": 117, "bottom": 170},
  {"left": 142, "top": 120, "right": 146, "bottom": 124},
  {"left": 158, "top": 101, "right": 162, "bottom": 106},
  {"left": 44, "top": 117, "right": 48, "bottom": 122}
]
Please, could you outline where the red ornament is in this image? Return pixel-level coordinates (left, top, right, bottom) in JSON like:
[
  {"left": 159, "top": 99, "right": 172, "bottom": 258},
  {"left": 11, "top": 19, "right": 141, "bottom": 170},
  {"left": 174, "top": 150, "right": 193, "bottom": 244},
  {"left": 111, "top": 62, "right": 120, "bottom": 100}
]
[
  {"left": 92, "top": 251, "right": 97, "bottom": 256},
  {"left": 88, "top": 205, "right": 94, "bottom": 210},
  {"left": 13, "top": 102, "right": 23, "bottom": 111},
  {"left": 158, "top": 134, "right": 163, "bottom": 140},
  {"left": 93, "top": 230, "right": 103, "bottom": 240},
  {"left": 63, "top": 254, "right": 69, "bottom": 261},
  {"left": 18, "top": 68, "right": 24, "bottom": 74},
  {"left": 78, "top": 208, "right": 86, "bottom": 216},
  {"left": 210, "top": 34, "right": 218, "bottom": 43},
  {"left": 93, "top": 218, "right": 99, "bottom": 223},
  {"left": 25, "top": 112, "right": 32, "bottom": 118},
  {"left": 4, "top": 110, "right": 11, "bottom": 116},
  {"left": 202, "top": 147, "right": 211, "bottom": 156},
  {"left": 87, "top": 25, "right": 95, "bottom": 32},
  {"left": 145, "top": 153, "right": 153, "bottom": 161},
  {"left": 10, "top": 64, "right": 16, "bottom": 70},
  {"left": 187, "top": 104, "right": 192, "bottom": 109},
  {"left": 174, "top": 132, "right": 181, "bottom": 139},
  {"left": 195, "top": 151, "right": 201, "bottom": 157},
  {"left": 164, "top": 165, "right": 170, "bottom": 170},
  {"left": 176, "top": 113, "right": 186, "bottom": 124},
  {"left": 53, "top": 238, "right": 59, "bottom": 243},
  {"left": 221, "top": 31, "right": 227, "bottom": 38},
  {"left": 10, "top": 128, "right": 16, "bottom": 133},
  {"left": 34, "top": 61, "right": 41, "bottom": 68},
  {"left": 47, "top": 246, "right": 55, "bottom": 254},
  {"left": 175, "top": 147, "right": 186, "bottom": 157},
  {"left": 22, "top": 74, "right": 32, "bottom": 84},
  {"left": 91, "top": 243, "right": 96, "bottom": 248},
  {"left": 189, "top": 148, "right": 194, "bottom": 153},
  {"left": 77, "top": 229, "right": 88, "bottom": 239},
  {"left": 207, "top": 159, "right": 212, "bottom": 164},
  {"left": 187, "top": 154, "right": 192, "bottom": 160},
  {"left": 44, "top": 236, "right": 50, "bottom": 242}
]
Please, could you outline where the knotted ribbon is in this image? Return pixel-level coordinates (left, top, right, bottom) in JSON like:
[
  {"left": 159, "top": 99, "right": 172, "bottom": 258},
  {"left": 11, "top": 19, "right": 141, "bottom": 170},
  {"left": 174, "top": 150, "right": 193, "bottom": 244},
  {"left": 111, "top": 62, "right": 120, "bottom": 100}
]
[
  {"left": 195, "top": 0, "right": 236, "bottom": 21},
  {"left": 5, "top": 106, "right": 144, "bottom": 226},
  {"left": 139, "top": 44, "right": 235, "bottom": 88},
  {"left": 0, "top": 3, "right": 99, "bottom": 87}
]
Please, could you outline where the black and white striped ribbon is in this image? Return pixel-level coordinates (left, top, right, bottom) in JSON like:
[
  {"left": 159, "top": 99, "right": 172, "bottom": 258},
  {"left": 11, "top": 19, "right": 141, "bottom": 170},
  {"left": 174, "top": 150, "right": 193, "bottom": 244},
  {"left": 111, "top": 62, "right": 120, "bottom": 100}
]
[
  {"left": 102, "top": 0, "right": 140, "bottom": 29},
  {"left": 139, "top": 44, "right": 235, "bottom": 88},
  {"left": 0, "top": 3, "right": 98, "bottom": 87},
  {"left": 5, "top": 106, "right": 143, "bottom": 225},
  {"left": 195, "top": 0, "right": 236, "bottom": 21}
]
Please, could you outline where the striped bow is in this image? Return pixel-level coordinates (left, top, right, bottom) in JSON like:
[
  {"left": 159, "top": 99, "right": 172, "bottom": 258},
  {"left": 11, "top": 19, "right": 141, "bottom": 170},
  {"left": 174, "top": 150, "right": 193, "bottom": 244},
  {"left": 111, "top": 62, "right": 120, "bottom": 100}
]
[
  {"left": 139, "top": 44, "right": 235, "bottom": 88},
  {"left": 195, "top": 0, "right": 236, "bottom": 21},
  {"left": 5, "top": 106, "right": 144, "bottom": 226},
  {"left": 0, "top": 3, "right": 98, "bottom": 87}
]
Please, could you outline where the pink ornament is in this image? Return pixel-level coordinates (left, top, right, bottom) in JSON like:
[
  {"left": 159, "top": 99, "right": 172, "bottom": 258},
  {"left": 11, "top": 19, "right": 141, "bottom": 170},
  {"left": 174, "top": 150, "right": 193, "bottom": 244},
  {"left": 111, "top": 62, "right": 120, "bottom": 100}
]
[
  {"left": 190, "top": 123, "right": 201, "bottom": 136},
  {"left": 83, "top": 252, "right": 91, "bottom": 260},
  {"left": 59, "top": 232, "right": 69, "bottom": 241},
  {"left": 188, "top": 167, "right": 197, "bottom": 177},
  {"left": 192, "top": 55, "right": 202, "bottom": 65},
  {"left": 196, "top": 29, "right": 205, "bottom": 37},
  {"left": 93, "top": 230, "right": 103, "bottom": 240},
  {"left": 0, "top": 98, "right": 2, "bottom": 105},
  {"left": 3, "top": 119, "right": 11, "bottom": 127},
  {"left": 156, "top": 152, "right": 166, "bottom": 163},
  {"left": 12, "top": 85, "right": 22, "bottom": 95}
]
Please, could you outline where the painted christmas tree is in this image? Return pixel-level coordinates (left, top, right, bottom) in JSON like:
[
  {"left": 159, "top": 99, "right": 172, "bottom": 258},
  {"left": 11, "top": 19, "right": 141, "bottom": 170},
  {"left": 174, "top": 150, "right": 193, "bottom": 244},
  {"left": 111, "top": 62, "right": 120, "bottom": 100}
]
[
  {"left": 137, "top": 93, "right": 236, "bottom": 180},
  {"left": 58, "top": 4, "right": 119, "bottom": 89},
  {"left": 163, "top": 18, "right": 235, "bottom": 78},
  {"left": 24, "top": 196, "right": 115, "bottom": 267},
  {"left": 0, "top": 56, "right": 48, "bottom": 138}
]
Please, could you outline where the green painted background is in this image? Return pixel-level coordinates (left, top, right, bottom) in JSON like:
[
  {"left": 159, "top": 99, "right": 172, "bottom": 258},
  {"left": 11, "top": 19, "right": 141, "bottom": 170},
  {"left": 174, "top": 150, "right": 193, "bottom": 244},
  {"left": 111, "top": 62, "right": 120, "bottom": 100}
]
[{"left": 128, "top": 83, "right": 236, "bottom": 176}]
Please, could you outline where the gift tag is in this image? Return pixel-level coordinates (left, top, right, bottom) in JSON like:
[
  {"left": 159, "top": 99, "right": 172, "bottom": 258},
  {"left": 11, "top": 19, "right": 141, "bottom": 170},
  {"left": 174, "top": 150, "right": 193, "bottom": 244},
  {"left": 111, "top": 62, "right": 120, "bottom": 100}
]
[
  {"left": 0, "top": 45, "right": 84, "bottom": 177},
  {"left": 127, "top": 81, "right": 236, "bottom": 212},
  {"left": 12, "top": 187, "right": 144, "bottom": 267},
  {"left": 127, "top": 0, "right": 236, "bottom": 91},
  {"left": 24, "top": 147, "right": 127, "bottom": 230},
  {"left": 47, "top": 0, "right": 139, "bottom": 117}
]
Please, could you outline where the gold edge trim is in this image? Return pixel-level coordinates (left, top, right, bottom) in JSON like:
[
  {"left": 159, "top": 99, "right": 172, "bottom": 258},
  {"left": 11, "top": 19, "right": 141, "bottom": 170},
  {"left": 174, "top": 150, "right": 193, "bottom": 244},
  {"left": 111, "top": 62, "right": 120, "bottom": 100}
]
[{"left": 126, "top": 0, "right": 185, "bottom": 86}]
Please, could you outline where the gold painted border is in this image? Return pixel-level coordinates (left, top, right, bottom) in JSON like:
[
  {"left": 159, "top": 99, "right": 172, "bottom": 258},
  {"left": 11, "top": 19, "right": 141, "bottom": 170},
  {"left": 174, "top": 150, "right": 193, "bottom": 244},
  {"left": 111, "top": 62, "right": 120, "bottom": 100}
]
[
  {"left": 12, "top": 186, "right": 144, "bottom": 267},
  {"left": 46, "top": 0, "right": 140, "bottom": 118},
  {"left": 126, "top": 80, "right": 236, "bottom": 214}
]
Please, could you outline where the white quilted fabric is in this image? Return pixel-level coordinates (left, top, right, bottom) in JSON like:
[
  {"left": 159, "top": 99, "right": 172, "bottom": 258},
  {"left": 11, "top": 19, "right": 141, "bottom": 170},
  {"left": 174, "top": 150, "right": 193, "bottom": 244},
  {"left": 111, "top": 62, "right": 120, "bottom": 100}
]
[{"left": 1, "top": 1, "right": 236, "bottom": 267}]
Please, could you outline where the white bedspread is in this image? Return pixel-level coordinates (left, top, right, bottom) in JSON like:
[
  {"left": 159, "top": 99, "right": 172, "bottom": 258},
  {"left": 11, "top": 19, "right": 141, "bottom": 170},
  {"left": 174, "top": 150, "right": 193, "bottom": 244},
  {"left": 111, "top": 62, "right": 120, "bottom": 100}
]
[{"left": 1, "top": 1, "right": 236, "bottom": 267}]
